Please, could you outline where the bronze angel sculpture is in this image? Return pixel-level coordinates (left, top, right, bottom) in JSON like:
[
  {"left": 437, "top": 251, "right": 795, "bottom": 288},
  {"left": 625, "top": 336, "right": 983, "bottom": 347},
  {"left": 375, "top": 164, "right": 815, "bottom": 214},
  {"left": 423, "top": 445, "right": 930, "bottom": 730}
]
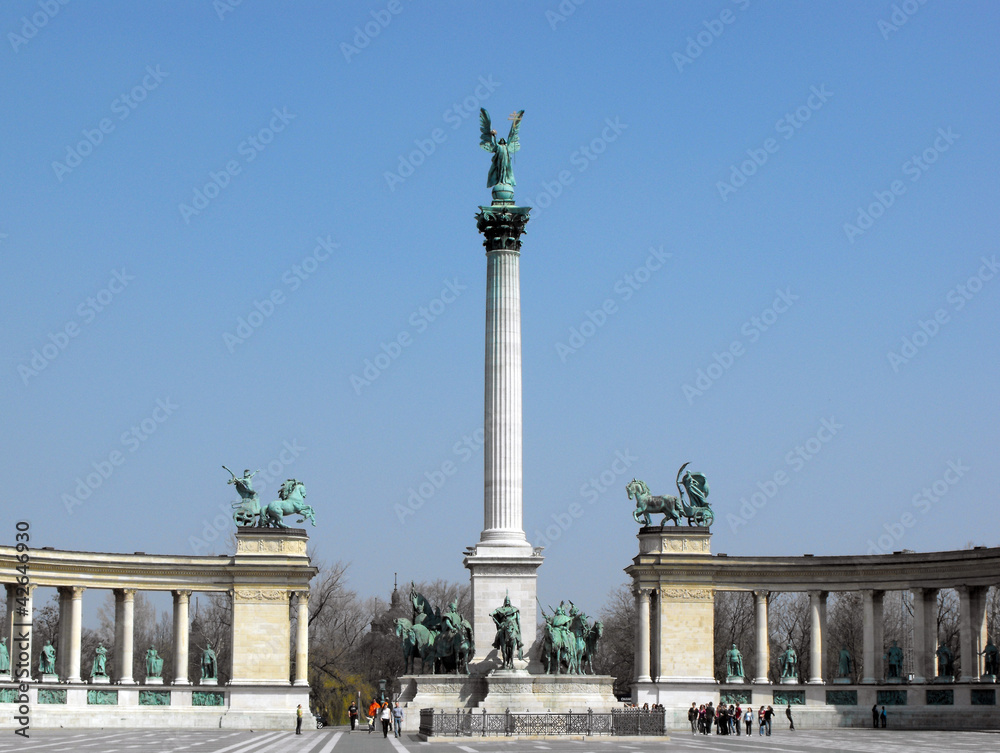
[{"left": 480, "top": 108, "right": 524, "bottom": 189}]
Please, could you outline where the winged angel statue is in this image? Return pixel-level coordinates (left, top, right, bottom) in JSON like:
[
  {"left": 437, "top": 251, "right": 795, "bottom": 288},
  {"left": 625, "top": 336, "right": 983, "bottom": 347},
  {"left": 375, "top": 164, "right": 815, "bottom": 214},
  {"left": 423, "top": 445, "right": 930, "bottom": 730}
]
[{"left": 480, "top": 108, "right": 524, "bottom": 189}]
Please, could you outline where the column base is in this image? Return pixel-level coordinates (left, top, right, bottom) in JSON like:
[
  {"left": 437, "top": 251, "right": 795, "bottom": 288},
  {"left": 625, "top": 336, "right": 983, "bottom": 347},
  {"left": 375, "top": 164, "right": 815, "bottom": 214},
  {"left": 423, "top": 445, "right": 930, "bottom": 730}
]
[
  {"left": 807, "top": 678, "right": 826, "bottom": 685},
  {"left": 292, "top": 679, "right": 309, "bottom": 687},
  {"left": 172, "top": 680, "right": 192, "bottom": 686},
  {"left": 145, "top": 677, "right": 164, "bottom": 685},
  {"left": 117, "top": 679, "right": 137, "bottom": 685}
]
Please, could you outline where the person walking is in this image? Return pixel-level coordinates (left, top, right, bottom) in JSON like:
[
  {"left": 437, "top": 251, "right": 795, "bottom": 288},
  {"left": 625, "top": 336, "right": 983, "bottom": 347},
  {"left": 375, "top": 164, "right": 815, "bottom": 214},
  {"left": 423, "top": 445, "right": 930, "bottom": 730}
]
[
  {"left": 704, "top": 702, "right": 714, "bottom": 735},
  {"left": 368, "top": 698, "right": 380, "bottom": 733},
  {"left": 393, "top": 702, "right": 404, "bottom": 738},
  {"left": 688, "top": 703, "right": 697, "bottom": 734},
  {"left": 871, "top": 703, "right": 879, "bottom": 728},
  {"left": 295, "top": 704, "right": 303, "bottom": 735},
  {"left": 744, "top": 706, "right": 753, "bottom": 736},
  {"left": 764, "top": 705, "right": 773, "bottom": 736},
  {"left": 734, "top": 703, "right": 742, "bottom": 735},
  {"left": 380, "top": 701, "right": 393, "bottom": 738},
  {"left": 758, "top": 706, "right": 765, "bottom": 735},
  {"left": 880, "top": 706, "right": 887, "bottom": 728},
  {"left": 785, "top": 701, "right": 795, "bottom": 731},
  {"left": 349, "top": 701, "right": 358, "bottom": 731}
]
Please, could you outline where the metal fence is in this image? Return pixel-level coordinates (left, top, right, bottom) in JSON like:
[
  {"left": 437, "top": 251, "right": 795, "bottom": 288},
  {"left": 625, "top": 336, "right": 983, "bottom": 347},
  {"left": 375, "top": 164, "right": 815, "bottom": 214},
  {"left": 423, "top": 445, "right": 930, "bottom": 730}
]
[{"left": 419, "top": 708, "right": 666, "bottom": 737}]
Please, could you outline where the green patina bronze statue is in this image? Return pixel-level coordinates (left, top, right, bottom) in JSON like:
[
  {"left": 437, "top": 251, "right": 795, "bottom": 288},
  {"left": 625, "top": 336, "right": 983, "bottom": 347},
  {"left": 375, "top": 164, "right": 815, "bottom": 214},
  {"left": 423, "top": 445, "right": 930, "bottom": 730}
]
[
  {"left": 838, "top": 646, "right": 853, "bottom": 677},
  {"left": 39, "top": 641, "right": 56, "bottom": 675},
  {"left": 627, "top": 462, "right": 713, "bottom": 527},
  {"left": 394, "top": 584, "right": 473, "bottom": 675},
  {"left": 145, "top": 646, "right": 163, "bottom": 678},
  {"left": 0, "top": 638, "right": 9, "bottom": 674},
  {"left": 91, "top": 644, "right": 108, "bottom": 678},
  {"left": 491, "top": 592, "right": 524, "bottom": 669},
  {"left": 780, "top": 643, "right": 798, "bottom": 679},
  {"left": 885, "top": 640, "right": 904, "bottom": 679},
  {"left": 727, "top": 643, "right": 745, "bottom": 679},
  {"left": 201, "top": 642, "right": 217, "bottom": 680},
  {"left": 480, "top": 109, "right": 523, "bottom": 200},
  {"left": 538, "top": 600, "right": 604, "bottom": 675},
  {"left": 226, "top": 466, "right": 261, "bottom": 526},
  {"left": 226, "top": 468, "right": 316, "bottom": 528}
]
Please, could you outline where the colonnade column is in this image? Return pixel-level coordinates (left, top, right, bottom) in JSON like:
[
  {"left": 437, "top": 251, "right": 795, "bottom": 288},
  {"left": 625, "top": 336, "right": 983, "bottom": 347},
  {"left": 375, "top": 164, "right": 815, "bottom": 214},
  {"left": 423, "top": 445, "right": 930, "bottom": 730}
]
[
  {"left": 57, "top": 587, "right": 71, "bottom": 678},
  {"left": 958, "top": 586, "right": 986, "bottom": 682},
  {"left": 67, "top": 587, "right": 84, "bottom": 683},
  {"left": 114, "top": 588, "right": 136, "bottom": 684},
  {"left": 172, "top": 590, "right": 191, "bottom": 685},
  {"left": 911, "top": 587, "right": 937, "bottom": 683},
  {"left": 5, "top": 584, "right": 30, "bottom": 678},
  {"left": 293, "top": 590, "right": 310, "bottom": 687},
  {"left": 861, "top": 589, "right": 884, "bottom": 683},
  {"left": 753, "top": 590, "right": 769, "bottom": 683},
  {"left": 635, "top": 587, "right": 652, "bottom": 683},
  {"left": 808, "top": 590, "right": 826, "bottom": 684}
]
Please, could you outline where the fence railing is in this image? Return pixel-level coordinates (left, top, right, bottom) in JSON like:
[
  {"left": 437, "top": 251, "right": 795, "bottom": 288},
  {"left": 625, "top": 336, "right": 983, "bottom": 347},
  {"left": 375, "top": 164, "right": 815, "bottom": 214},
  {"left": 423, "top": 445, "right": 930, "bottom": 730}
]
[{"left": 419, "top": 708, "right": 666, "bottom": 736}]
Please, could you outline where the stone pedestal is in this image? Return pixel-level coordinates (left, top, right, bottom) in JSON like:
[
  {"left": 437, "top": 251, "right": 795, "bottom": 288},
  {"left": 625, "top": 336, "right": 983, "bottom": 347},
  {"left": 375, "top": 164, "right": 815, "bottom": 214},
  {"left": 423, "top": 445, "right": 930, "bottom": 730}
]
[
  {"left": 199, "top": 678, "right": 218, "bottom": 686},
  {"left": 726, "top": 675, "right": 746, "bottom": 684},
  {"left": 933, "top": 675, "right": 955, "bottom": 684},
  {"left": 981, "top": 674, "right": 997, "bottom": 684},
  {"left": 89, "top": 676, "right": 110, "bottom": 684},
  {"left": 397, "top": 674, "right": 486, "bottom": 710},
  {"left": 885, "top": 676, "right": 903, "bottom": 685},
  {"left": 145, "top": 677, "right": 163, "bottom": 685},
  {"left": 833, "top": 677, "right": 852, "bottom": 684},
  {"left": 780, "top": 677, "right": 800, "bottom": 685},
  {"left": 40, "top": 674, "right": 59, "bottom": 683},
  {"left": 464, "top": 545, "right": 543, "bottom": 674}
]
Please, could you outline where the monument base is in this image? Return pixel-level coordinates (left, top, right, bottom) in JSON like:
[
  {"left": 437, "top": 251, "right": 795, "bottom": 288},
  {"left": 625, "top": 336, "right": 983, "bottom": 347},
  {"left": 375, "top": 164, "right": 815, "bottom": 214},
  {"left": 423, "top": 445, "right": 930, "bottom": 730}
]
[
  {"left": 779, "top": 677, "right": 800, "bottom": 685},
  {"left": 833, "top": 677, "right": 852, "bottom": 684},
  {"left": 199, "top": 678, "right": 218, "bottom": 686},
  {"left": 726, "top": 675, "right": 746, "bottom": 684},
  {"left": 481, "top": 673, "right": 618, "bottom": 713},
  {"left": 90, "top": 676, "right": 110, "bottom": 684},
  {"left": 40, "top": 674, "right": 59, "bottom": 683},
  {"left": 933, "top": 675, "right": 954, "bottom": 684},
  {"left": 145, "top": 678, "right": 163, "bottom": 685},
  {"left": 981, "top": 674, "right": 997, "bottom": 684},
  {"left": 885, "top": 676, "right": 903, "bottom": 685},
  {"left": 397, "top": 674, "right": 486, "bottom": 709}
]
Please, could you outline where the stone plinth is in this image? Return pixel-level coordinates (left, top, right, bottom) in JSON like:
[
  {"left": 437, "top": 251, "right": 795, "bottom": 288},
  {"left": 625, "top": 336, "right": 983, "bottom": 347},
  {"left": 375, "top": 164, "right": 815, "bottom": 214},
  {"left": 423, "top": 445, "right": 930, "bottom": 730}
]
[
  {"left": 145, "top": 677, "right": 163, "bottom": 685},
  {"left": 780, "top": 677, "right": 800, "bottom": 685},
  {"left": 90, "top": 676, "right": 110, "bottom": 684},
  {"left": 199, "top": 678, "right": 218, "bottom": 686},
  {"left": 40, "top": 674, "right": 59, "bottom": 683},
  {"left": 483, "top": 673, "right": 618, "bottom": 713},
  {"left": 726, "top": 675, "right": 746, "bottom": 684},
  {"left": 464, "top": 544, "right": 544, "bottom": 674},
  {"left": 398, "top": 674, "right": 486, "bottom": 709},
  {"left": 833, "top": 677, "right": 852, "bottom": 684}
]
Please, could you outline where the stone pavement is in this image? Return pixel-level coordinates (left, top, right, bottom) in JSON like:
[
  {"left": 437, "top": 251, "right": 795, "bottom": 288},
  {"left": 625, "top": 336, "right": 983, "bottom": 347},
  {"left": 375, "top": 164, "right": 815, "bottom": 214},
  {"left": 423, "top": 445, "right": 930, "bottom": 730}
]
[{"left": 1, "top": 727, "right": 998, "bottom": 753}]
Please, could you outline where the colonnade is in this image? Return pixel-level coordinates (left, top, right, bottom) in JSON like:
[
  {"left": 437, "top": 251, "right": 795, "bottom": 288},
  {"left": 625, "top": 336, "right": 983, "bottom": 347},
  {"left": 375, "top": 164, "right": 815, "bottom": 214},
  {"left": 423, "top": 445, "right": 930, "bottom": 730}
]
[{"left": 3, "top": 584, "right": 311, "bottom": 685}]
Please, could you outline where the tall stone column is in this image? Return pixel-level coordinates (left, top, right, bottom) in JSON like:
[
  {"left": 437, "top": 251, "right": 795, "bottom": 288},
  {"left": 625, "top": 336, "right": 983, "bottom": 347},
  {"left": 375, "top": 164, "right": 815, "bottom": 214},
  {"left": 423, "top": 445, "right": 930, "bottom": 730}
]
[
  {"left": 635, "top": 587, "right": 652, "bottom": 682},
  {"left": 293, "top": 590, "right": 310, "bottom": 686},
  {"left": 465, "top": 195, "right": 543, "bottom": 672},
  {"left": 67, "top": 587, "right": 84, "bottom": 683},
  {"left": 808, "top": 590, "right": 826, "bottom": 684},
  {"left": 753, "top": 590, "right": 769, "bottom": 683},
  {"left": 958, "top": 586, "right": 986, "bottom": 682},
  {"left": 57, "top": 586, "right": 72, "bottom": 678},
  {"left": 911, "top": 587, "right": 937, "bottom": 683},
  {"left": 5, "top": 584, "right": 30, "bottom": 679},
  {"left": 861, "top": 590, "right": 884, "bottom": 683},
  {"left": 114, "top": 589, "right": 136, "bottom": 684},
  {"left": 172, "top": 590, "right": 191, "bottom": 685}
]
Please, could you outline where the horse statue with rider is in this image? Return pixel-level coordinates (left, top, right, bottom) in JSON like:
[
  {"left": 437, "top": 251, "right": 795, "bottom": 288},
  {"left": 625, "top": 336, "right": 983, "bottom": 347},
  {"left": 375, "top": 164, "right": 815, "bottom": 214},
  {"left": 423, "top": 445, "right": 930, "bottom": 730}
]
[
  {"left": 627, "top": 461, "right": 713, "bottom": 527},
  {"left": 491, "top": 592, "right": 524, "bottom": 670},
  {"left": 225, "top": 466, "right": 317, "bottom": 528},
  {"left": 394, "top": 585, "right": 473, "bottom": 675},
  {"left": 539, "top": 601, "right": 605, "bottom": 675}
]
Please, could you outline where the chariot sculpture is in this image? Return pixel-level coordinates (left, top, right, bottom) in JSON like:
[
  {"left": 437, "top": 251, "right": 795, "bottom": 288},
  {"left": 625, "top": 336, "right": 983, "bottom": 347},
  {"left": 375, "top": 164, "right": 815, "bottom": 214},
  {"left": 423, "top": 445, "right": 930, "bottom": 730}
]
[{"left": 627, "top": 462, "right": 713, "bottom": 527}]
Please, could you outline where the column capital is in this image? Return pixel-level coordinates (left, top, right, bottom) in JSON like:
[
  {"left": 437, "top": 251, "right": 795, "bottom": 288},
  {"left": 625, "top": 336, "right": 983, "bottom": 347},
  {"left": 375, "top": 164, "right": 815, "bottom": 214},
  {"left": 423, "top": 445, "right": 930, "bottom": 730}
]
[
  {"left": 70, "top": 586, "right": 86, "bottom": 598},
  {"left": 172, "top": 589, "right": 192, "bottom": 598},
  {"left": 114, "top": 588, "right": 137, "bottom": 600},
  {"left": 293, "top": 589, "right": 310, "bottom": 603}
]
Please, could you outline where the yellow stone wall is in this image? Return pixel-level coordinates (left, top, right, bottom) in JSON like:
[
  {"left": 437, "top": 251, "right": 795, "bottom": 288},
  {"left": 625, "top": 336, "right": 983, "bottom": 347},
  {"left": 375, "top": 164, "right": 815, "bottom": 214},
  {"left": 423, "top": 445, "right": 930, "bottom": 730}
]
[
  {"left": 230, "top": 589, "right": 291, "bottom": 683},
  {"left": 658, "top": 587, "right": 714, "bottom": 679}
]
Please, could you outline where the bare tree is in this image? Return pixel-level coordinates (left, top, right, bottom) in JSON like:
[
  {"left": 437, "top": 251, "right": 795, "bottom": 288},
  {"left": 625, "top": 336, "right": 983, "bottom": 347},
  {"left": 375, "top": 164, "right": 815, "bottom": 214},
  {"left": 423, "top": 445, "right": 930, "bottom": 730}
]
[
  {"left": 592, "top": 582, "right": 635, "bottom": 698},
  {"left": 713, "top": 591, "right": 754, "bottom": 681}
]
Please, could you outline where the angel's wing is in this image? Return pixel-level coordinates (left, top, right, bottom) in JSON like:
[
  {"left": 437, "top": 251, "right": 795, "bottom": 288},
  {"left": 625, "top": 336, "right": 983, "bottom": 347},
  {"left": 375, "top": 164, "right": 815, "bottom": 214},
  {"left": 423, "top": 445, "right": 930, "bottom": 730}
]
[
  {"left": 479, "top": 108, "right": 496, "bottom": 152},
  {"left": 506, "top": 110, "right": 524, "bottom": 153}
]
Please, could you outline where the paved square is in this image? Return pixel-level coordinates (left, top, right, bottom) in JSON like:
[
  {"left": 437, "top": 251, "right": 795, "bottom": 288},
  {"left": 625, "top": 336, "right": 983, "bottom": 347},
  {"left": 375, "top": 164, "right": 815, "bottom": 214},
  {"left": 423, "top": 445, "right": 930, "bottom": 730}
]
[{"left": 2, "top": 727, "right": 999, "bottom": 753}]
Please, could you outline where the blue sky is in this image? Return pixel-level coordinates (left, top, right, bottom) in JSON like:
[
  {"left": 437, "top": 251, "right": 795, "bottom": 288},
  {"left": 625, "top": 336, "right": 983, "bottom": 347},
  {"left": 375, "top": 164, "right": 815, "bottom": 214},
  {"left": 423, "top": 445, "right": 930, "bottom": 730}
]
[{"left": 2, "top": 0, "right": 998, "bottom": 625}]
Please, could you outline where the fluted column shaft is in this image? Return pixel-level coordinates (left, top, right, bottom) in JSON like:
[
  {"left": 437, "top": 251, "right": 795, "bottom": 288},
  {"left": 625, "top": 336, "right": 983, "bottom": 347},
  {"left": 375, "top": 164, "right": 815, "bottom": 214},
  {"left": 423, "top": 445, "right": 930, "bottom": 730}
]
[
  {"left": 294, "top": 591, "right": 310, "bottom": 686},
  {"left": 114, "top": 589, "right": 136, "bottom": 684},
  {"left": 808, "top": 591, "right": 826, "bottom": 683},
  {"left": 67, "top": 587, "right": 84, "bottom": 682},
  {"left": 172, "top": 590, "right": 191, "bottom": 685},
  {"left": 57, "top": 587, "right": 71, "bottom": 678},
  {"left": 635, "top": 588, "right": 651, "bottom": 682},
  {"left": 911, "top": 587, "right": 937, "bottom": 683},
  {"left": 861, "top": 590, "right": 884, "bottom": 683},
  {"left": 754, "top": 590, "right": 769, "bottom": 683},
  {"left": 958, "top": 586, "right": 986, "bottom": 682},
  {"left": 482, "top": 247, "right": 525, "bottom": 545}
]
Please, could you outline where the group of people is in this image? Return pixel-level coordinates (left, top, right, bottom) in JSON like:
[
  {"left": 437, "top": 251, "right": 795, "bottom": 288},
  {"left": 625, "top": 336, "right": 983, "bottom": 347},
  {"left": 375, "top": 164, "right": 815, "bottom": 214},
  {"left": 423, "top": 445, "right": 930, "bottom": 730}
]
[
  {"left": 688, "top": 702, "right": 785, "bottom": 736},
  {"left": 346, "top": 699, "right": 403, "bottom": 738}
]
